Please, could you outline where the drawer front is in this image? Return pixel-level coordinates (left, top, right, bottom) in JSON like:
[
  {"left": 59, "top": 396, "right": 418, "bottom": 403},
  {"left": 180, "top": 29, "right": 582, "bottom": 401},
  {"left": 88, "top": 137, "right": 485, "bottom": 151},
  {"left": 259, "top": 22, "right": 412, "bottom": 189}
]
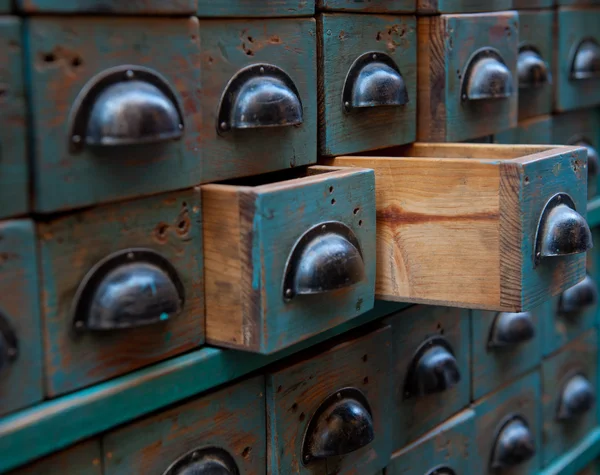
[
  {"left": 556, "top": 7, "right": 600, "bottom": 113},
  {"left": 517, "top": 11, "right": 553, "bottom": 121},
  {"left": 26, "top": 17, "right": 202, "bottom": 213},
  {"left": 557, "top": 0, "right": 600, "bottom": 5},
  {"left": 473, "top": 371, "right": 542, "bottom": 475},
  {"left": 318, "top": 14, "right": 417, "bottom": 156},
  {"left": 417, "top": 12, "right": 518, "bottom": 142},
  {"left": 513, "top": 0, "right": 553, "bottom": 7},
  {"left": 267, "top": 326, "right": 392, "bottom": 475},
  {"left": 17, "top": 0, "right": 196, "bottom": 13},
  {"left": 471, "top": 309, "right": 542, "bottom": 400},
  {"left": 495, "top": 116, "right": 552, "bottom": 145},
  {"left": 0, "top": 18, "right": 28, "bottom": 219},
  {"left": 317, "top": 0, "right": 415, "bottom": 12},
  {"left": 385, "top": 410, "right": 476, "bottom": 475},
  {"left": 103, "top": 376, "right": 265, "bottom": 475},
  {"left": 198, "top": 19, "right": 317, "bottom": 184},
  {"left": 0, "top": 220, "right": 42, "bottom": 416},
  {"left": 8, "top": 440, "right": 101, "bottom": 475},
  {"left": 39, "top": 189, "right": 204, "bottom": 396},
  {"left": 203, "top": 166, "right": 376, "bottom": 354},
  {"left": 417, "top": 0, "right": 511, "bottom": 13},
  {"left": 0, "top": 1, "right": 9, "bottom": 11},
  {"left": 578, "top": 464, "right": 600, "bottom": 475},
  {"left": 197, "top": 1, "right": 313, "bottom": 16},
  {"left": 384, "top": 306, "right": 470, "bottom": 450},
  {"left": 542, "top": 329, "right": 598, "bottom": 467}
]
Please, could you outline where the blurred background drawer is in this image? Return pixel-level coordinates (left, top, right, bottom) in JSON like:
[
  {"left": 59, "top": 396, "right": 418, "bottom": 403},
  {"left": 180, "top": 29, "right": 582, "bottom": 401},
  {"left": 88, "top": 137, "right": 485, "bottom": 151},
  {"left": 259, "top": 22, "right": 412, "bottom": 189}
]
[
  {"left": 197, "top": 0, "right": 313, "bottom": 17},
  {"left": 38, "top": 188, "right": 204, "bottom": 396},
  {"left": 495, "top": 115, "right": 553, "bottom": 145},
  {"left": 513, "top": 0, "right": 553, "bottom": 7},
  {"left": 318, "top": 14, "right": 417, "bottom": 156},
  {"left": 417, "top": 12, "right": 518, "bottom": 142},
  {"left": 416, "top": 0, "right": 511, "bottom": 13},
  {"left": 318, "top": 0, "right": 414, "bottom": 12},
  {"left": 384, "top": 306, "right": 470, "bottom": 451},
  {"left": 0, "top": 1, "right": 9, "bottom": 11},
  {"left": 8, "top": 440, "right": 101, "bottom": 475},
  {"left": 556, "top": 0, "right": 600, "bottom": 6},
  {"left": 16, "top": 0, "right": 196, "bottom": 13}
]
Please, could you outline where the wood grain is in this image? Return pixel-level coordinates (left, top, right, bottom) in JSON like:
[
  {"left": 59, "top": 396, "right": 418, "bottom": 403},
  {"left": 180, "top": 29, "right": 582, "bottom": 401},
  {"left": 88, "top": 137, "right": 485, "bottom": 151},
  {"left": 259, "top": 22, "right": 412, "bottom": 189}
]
[
  {"left": 8, "top": 440, "right": 101, "bottom": 475},
  {"left": 17, "top": 0, "right": 196, "bottom": 13}
]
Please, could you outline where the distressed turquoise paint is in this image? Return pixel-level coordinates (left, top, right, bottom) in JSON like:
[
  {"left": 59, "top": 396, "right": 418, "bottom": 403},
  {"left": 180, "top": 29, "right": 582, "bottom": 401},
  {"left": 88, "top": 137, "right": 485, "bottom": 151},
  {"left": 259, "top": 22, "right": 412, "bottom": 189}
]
[
  {"left": 0, "top": 220, "right": 42, "bottom": 417},
  {"left": 471, "top": 309, "right": 542, "bottom": 400},
  {"left": 473, "top": 371, "right": 542, "bottom": 474},
  {"left": 197, "top": 0, "right": 313, "bottom": 16},
  {"left": 556, "top": 8, "right": 600, "bottom": 113},
  {"left": 0, "top": 18, "right": 28, "bottom": 219},
  {"left": 418, "top": 0, "right": 511, "bottom": 13},
  {"left": 539, "top": 428, "right": 600, "bottom": 475},
  {"left": 513, "top": 0, "right": 553, "bottom": 7},
  {"left": 494, "top": 116, "right": 552, "bottom": 145},
  {"left": 556, "top": 0, "right": 600, "bottom": 6},
  {"left": 25, "top": 17, "right": 203, "bottom": 213},
  {"left": 318, "top": 0, "right": 415, "bottom": 12},
  {"left": 588, "top": 198, "right": 600, "bottom": 228},
  {"left": 16, "top": 0, "right": 196, "bottom": 13},
  {"left": 0, "top": 300, "right": 407, "bottom": 473},
  {"left": 9, "top": 440, "right": 101, "bottom": 475},
  {"left": 319, "top": 14, "right": 417, "bottom": 156}
]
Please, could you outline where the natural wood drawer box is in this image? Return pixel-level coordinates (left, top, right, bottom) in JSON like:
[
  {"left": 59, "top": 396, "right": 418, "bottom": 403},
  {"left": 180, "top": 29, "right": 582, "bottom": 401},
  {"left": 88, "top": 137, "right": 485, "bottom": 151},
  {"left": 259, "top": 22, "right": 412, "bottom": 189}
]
[{"left": 329, "top": 143, "right": 591, "bottom": 312}]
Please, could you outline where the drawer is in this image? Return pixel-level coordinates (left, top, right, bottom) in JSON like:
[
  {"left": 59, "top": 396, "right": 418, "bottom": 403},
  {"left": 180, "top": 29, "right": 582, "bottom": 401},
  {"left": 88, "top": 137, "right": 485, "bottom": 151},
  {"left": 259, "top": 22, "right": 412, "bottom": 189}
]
[
  {"left": 556, "top": 7, "right": 600, "bottom": 113},
  {"left": 318, "top": 14, "right": 417, "bottom": 156},
  {"left": 384, "top": 306, "right": 470, "bottom": 450},
  {"left": 495, "top": 116, "right": 552, "bottom": 145},
  {"left": 0, "top": 18, "right": 28, "bottom": 219},
  {"left": 541, "top": 329, "right": 598, "bottom": 467},
  {"left": 0, "top": 1, "right": 9, "bottom": 11},
  {"left": 417, "top": 0, "right": 511, "bottom": 13},
  {"left": 330, "top": 143, "right": 591, "bottom": 312},
  {"left": 578, "top": 464, "right": 600, "bottom": 475},
  {"left": 473, "top": 371, "right": 542, "bottom": 475},
  {"left": 471, "top": 308, "right": 542, "bottom": 400},
  {"left": 202, "top": 166, "right": 376, "bottom": 354},
  {"left": 557, "top": 0, "right": 600, "bottom": 5},
  {"left": 517, "top": 11, "right": 553, "bottom": 121},
  {"left": 103, "top": 376, "right": 265, "bottom": 475},
  {"left": 198, "top": 19, "right": 317, "bottom": 183},
  {"left": 266, "top": 325, "right": 392, "bottom": 475},
  {"left": 25, "top": 17, "right": 202, "bottom": 214},
  {"left": 417, "top": 12, "right": 518, "bottom": 142},
  {"left": 0, "top": 220, "right": 42, "bottom": 416},
  {"left": 197, "top": 1, "right": 313, "bottom": 16},
  {"left": 513, "top": 0, "right": 553, "bottom": 7},
  {"left": 385, "top": 410, "right": 476, "bottom": 475},
  {"left": 8, "top": 440, "right": 101, "bottom": 475},
  {"left": 16, "top": 0, "right": 196, "bottom": 13},
  {"left": 39, "top": 188, "right": 204, "bottom": 396},
  {"left": 317, "top": 0, "right": 415, "bottom": 12}
]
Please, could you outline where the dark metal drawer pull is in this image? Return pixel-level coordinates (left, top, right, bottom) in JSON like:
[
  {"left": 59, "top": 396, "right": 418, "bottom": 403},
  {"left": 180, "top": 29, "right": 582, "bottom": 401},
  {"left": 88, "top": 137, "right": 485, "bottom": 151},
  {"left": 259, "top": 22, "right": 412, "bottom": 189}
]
[
  {"left": 488, "top": 312, "right": 535, "bottom": 348},
  {"left": 518, "top": 46, "right": 551, "bottom": 90},
  {"left": 490, "top": 415, "right": 536, "bottom": 470},
  {"left": 570, "top": 38, "right": 600, "bottom": 81},
  {"left": 559, "top": 274, "right": 598, "bottom": 317},
  {"left": 461, "top": 48, "right": 514, "bottom": 101},
  {"left": 557, "top": 374, "right": 595, "bottom": 421},
  {"left": 163, "top": 447, "right": 239, "bottom": 475},
  {"left": 426, "top": 467, "right": 456, "bottom": 475}
]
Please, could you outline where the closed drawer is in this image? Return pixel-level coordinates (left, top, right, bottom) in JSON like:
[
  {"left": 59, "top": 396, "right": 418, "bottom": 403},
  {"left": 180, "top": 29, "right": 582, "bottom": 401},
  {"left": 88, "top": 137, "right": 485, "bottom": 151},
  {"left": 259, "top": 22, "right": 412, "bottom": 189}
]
[
  {"left": 517, "top": 11, "right": 553, "bottom": 121},
  {"left": 473, "top": 371, "right": 542, "bottom": 474},
  {"left": 541, "top": 329, "right": 598, "bottom": 468},
  {"left": 494, "top": 116, "right": 552, "bottom": 145},
  {"left": 471, "top": 309, "right": 542, "bottom": 400},
  {"left": 384, "top": 306, "right": 470, "bottom": 450},
  {"left": 0, "top": 1, "right": 9, "bottom": 11},
  {"left": 513, "top": 0, "right": 553, "bottom": 7},
  {"left": 318, "top": 14, "right": 417, "bottom": 156},
  {"left": 16, "top": 0, "right": 195, "bottom": 13},
  {"left": 266, "top": 325, "right": 392, "bottom": 475},
  {"left": 39, "top": 189, "right": 204, "bottom": 396},
  {"left": 385, "top": 410, "right": 476, "bottom": 475},
  {"left": 202, "top": 166, "right": 376, "bottom": 354},
  {"left": 331, "top": 143, "right": 591, "bottom": 312},
  {"left": 197, "top": 1, "right": 313, "bottom": 17},
  {"left": 556, "top": 7, "right": 600, "bottom": 113},
  {"left": 198, "top": 19, "right": 317, "bottom": 183},
  {"left": 26, "top": 17, "right": 202, "bottom": 214},
  {"left": 417, "top": 12, "right": 518, "bottom": 142},
  {"left": 578, "top": 464, "right": 600, "bottom": 475},
  {"left": 103, "top": 376, "right": 265, "bottom": 475},
  {"left": 557, "top": 0, "right": 600, "bottom": 5},
  {"left": 317, "top": 0, "right": 414, "bottom": 12},
  {"left": 0, "top": 18, "right": 27, "bottom": 219},
  {"left": 8, "top": 440, "right": 101, "bottom": 475},
  {"left": 0, "top": 220, "right": 42, "bottom": 416},
  {"left": 416, "top": 0, "right": 511, "bottom": 13}
]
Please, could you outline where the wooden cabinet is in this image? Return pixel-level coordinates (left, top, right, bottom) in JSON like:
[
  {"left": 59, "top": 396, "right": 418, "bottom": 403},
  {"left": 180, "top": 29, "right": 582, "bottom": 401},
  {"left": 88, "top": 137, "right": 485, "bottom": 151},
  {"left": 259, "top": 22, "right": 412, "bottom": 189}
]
[{"left": 16, "top": 0, "right": 196, "bottom": 13}]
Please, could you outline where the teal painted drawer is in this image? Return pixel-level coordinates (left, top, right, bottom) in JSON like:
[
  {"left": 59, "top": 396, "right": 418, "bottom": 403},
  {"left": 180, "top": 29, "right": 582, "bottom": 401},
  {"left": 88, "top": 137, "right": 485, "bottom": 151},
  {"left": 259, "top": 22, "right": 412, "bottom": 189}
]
[
  {"left": 202, "top": 166, "right": 376, "bottom": 354},
  {"left": 578, "top": 463, "right": 600, "bottom": 474},
  {"left": 513, "top": 0, "right": 553, "bottom": 7},
  {"left": 542, "top": 329, "right": 598, "bottom": 468},
  {"left": 17, "top": 0, "right": 196, "bottom": 13},
  {"left": 266, "top": 325, "right": 392, "bottom": 475},
  {"left": 417, "top": 12, "right": 518, "bottom": 142},
  {"left": 8, "top": 440, "right": 101, "bottom": 475},
  {"left": 197, "top": 1, "right": 313, "bottom": 17},
  {"left": 25, "top": 17, "right": 202, "bottom": 214},
  {"left": 318, "top": 14, "right": 417, "bottom": 156},
  {"left": 198, "top": 18, "right": 317, "bottom": 184},
  {"left": 473, "top": 371, "right": 542, "bottom": 475},
  {"left": 385, "top": 410, "right": 476, "bottom": 475},
  {"left": 556, "top": 7, "right": 600, "bottom": 113},
  {"left": 317, "top": 0, "right": 415, "bottom": 12},
  {"left": 0, "top": 1, "right": 9, "bottom": 11},
  {"left": 471, "top": 309, "right": 542, "bottom": 400},
  {"left": 103, "top": 376, "right": 265, "bottom": 475},
  {"left": 0, "top": 18, "right": 28, "bottom": 219},
  {"left": 495, "top": 115, "right": 552, "bottom": 145},
  {"left": 557, "top": 0, "right": 600, "bottom": 5},
  {"left": 39, "top": 188, "right": 204, "bottom": 397},
  {"left": 0, "top": 220, "right": 42, "bottom": 416},
  {"left": 383, "top": 306, "right": 470, "bottom": 451},
  {"left": 417, "top": 0, "right": 512, "bottom": 13},
  {"left": 517, "top": 11, "right": 553, "bottom": 121}
]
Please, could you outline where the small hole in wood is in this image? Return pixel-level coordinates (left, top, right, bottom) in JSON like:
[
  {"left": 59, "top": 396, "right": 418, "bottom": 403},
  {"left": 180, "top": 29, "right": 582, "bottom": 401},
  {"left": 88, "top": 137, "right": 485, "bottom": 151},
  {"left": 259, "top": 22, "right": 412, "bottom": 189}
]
[
  {"left": 362, "top": 354, "right": 368, "bottom": 362},
  {"left": 71, "top": 57, "right": 83, "bottom": 68},
  {"left": 277, "top": 385, "right": 283, "bottom": 393},
  {"left": 363, "top": 377, "right": 369, "bottom": 385},
  {"left": 524, "top": 176, "right": 530, "bottom": 185},
  {"left": 291, "top": 403, "right": 298, "bottom": 413},
  {"left": 329, "top": 186, "right": 334, "bottom": 193},
  {"left": 331, "top": 199, "right": 336, "bottom": 205},
  {"left": 43, "top": 53, "right": 56, "bottom": 63},
  {"left": 248, "top": 36, "right": 254, "bottom": 43},
  {"left": 299, "top": 412, "right": 305, "bottom": 422},
  {"left": 376, "top": 32, "right": 382, "bottom": 41},
  {"left": 242, "top": 447, "right": 252, "bottom": 459},
  {"left": 354, "top": 208, "right": 360, "bottom": 215},
  {"left": 358, "top": 220, "right": 363, "bottom": 226}
]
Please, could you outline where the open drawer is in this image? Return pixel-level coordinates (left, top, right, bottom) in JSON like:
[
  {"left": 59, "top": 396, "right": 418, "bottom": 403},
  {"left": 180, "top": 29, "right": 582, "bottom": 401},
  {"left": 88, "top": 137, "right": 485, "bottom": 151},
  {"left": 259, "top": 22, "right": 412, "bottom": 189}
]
[{"left": 329, "top": 143, "right": 592, "bottom": 312}]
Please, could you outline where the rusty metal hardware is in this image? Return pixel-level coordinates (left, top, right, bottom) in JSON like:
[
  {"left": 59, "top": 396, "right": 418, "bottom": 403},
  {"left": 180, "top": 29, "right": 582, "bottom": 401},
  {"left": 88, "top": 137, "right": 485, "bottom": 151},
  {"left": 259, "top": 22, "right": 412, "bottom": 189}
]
[
  {"left": 302, "top": 387, "right": 374, "bottom": 465},
  {"left": 461, "top": 48, "right": 514, "bottom": 101},
  {"left": 162, "top": 447, "right": 239, "bottom": 475},
  {"left": 490, "top": 415, "right": 536, "bottom": 470},
  {"left": 68, "top": 65, "right": 184, "bottom": 153},
  {"left": 518, "top": 46, "right": 551, "bottom": 89},
  {"left": 72, "top": 248, "right": 185, "bottom": 332},
  {"left": 342, "top": 52, "right": 409, "bottom": 113},
  {"left": 0, "top": 313, "right": 17, "bottom": 375},
  {"left": 570, "top": 38, "right": 600, "bottom": 80},
  {"left": 559, "top": 274, "right": 598, "bottom": 318},
  {"left": 217, "top": 63, "right": 303, "bottom": 134},
  {"left": 488, "top": 312, "right": 535, "bottom": 349},
  {"left": 557, "top": 373, "right": 595, "bottom": 421}
]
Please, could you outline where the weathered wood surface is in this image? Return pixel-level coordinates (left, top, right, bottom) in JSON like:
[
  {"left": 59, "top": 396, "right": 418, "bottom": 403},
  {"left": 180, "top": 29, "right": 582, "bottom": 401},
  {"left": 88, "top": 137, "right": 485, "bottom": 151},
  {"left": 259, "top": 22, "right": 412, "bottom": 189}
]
[
  {"left": 39, "top": 188, "right": 204, "bottom": 396},
  {"left": 317, "top": 0, "right": 414, "bottom": 12},
  {"left": 495, "top": 115, "right": 553, "bottom": 145},
  {"left": 556, "top": 0, "right": 600, "bottom": 5},
  {"left": 417, "top": 0, "right": 511, "bottom": 12},
  {"left": 540, "top": 428, "right": 600, "bottom": 475},
  {"left": 197, "top": 0, "right": 313, "bottom": 16},
  {"left": 8, "top": 440, "right": 101, "bottom": 475},
  {"left": 267, "top": 325, "right": 392, "bottom": 475},
  {"left": 513, "top": 0, "right": 553, "bottom": 7},
  {"left": 318, "top": 14, "right": 417, "bottom": 156},
  {"left": 17, "top": 0, "right": 196, "bottom": 13}
]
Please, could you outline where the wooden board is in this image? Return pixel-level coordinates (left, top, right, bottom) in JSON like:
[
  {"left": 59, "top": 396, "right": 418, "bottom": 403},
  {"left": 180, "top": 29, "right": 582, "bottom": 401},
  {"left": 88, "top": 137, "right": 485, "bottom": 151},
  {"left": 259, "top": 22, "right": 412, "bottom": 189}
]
[
  {"left": 17, "top": 0, "right": 196, "bottom": 13},
  {"left": 513, "top": 0, "right": 553, "bottom": 7},
  {"left": 495, "top": 115, "right": 553, "bottom": 145},
  {"left": 417, "top": 0, "right": 511, "bottom": 12},
  {"left": 317, "top": 0, "right": 415, "bottom": 12},
  {"left": 197, "top": 0, "right": 313, "bottom": 16},
  {"left": 8, "top": 440, "right": 101, "bottom": 475}
]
